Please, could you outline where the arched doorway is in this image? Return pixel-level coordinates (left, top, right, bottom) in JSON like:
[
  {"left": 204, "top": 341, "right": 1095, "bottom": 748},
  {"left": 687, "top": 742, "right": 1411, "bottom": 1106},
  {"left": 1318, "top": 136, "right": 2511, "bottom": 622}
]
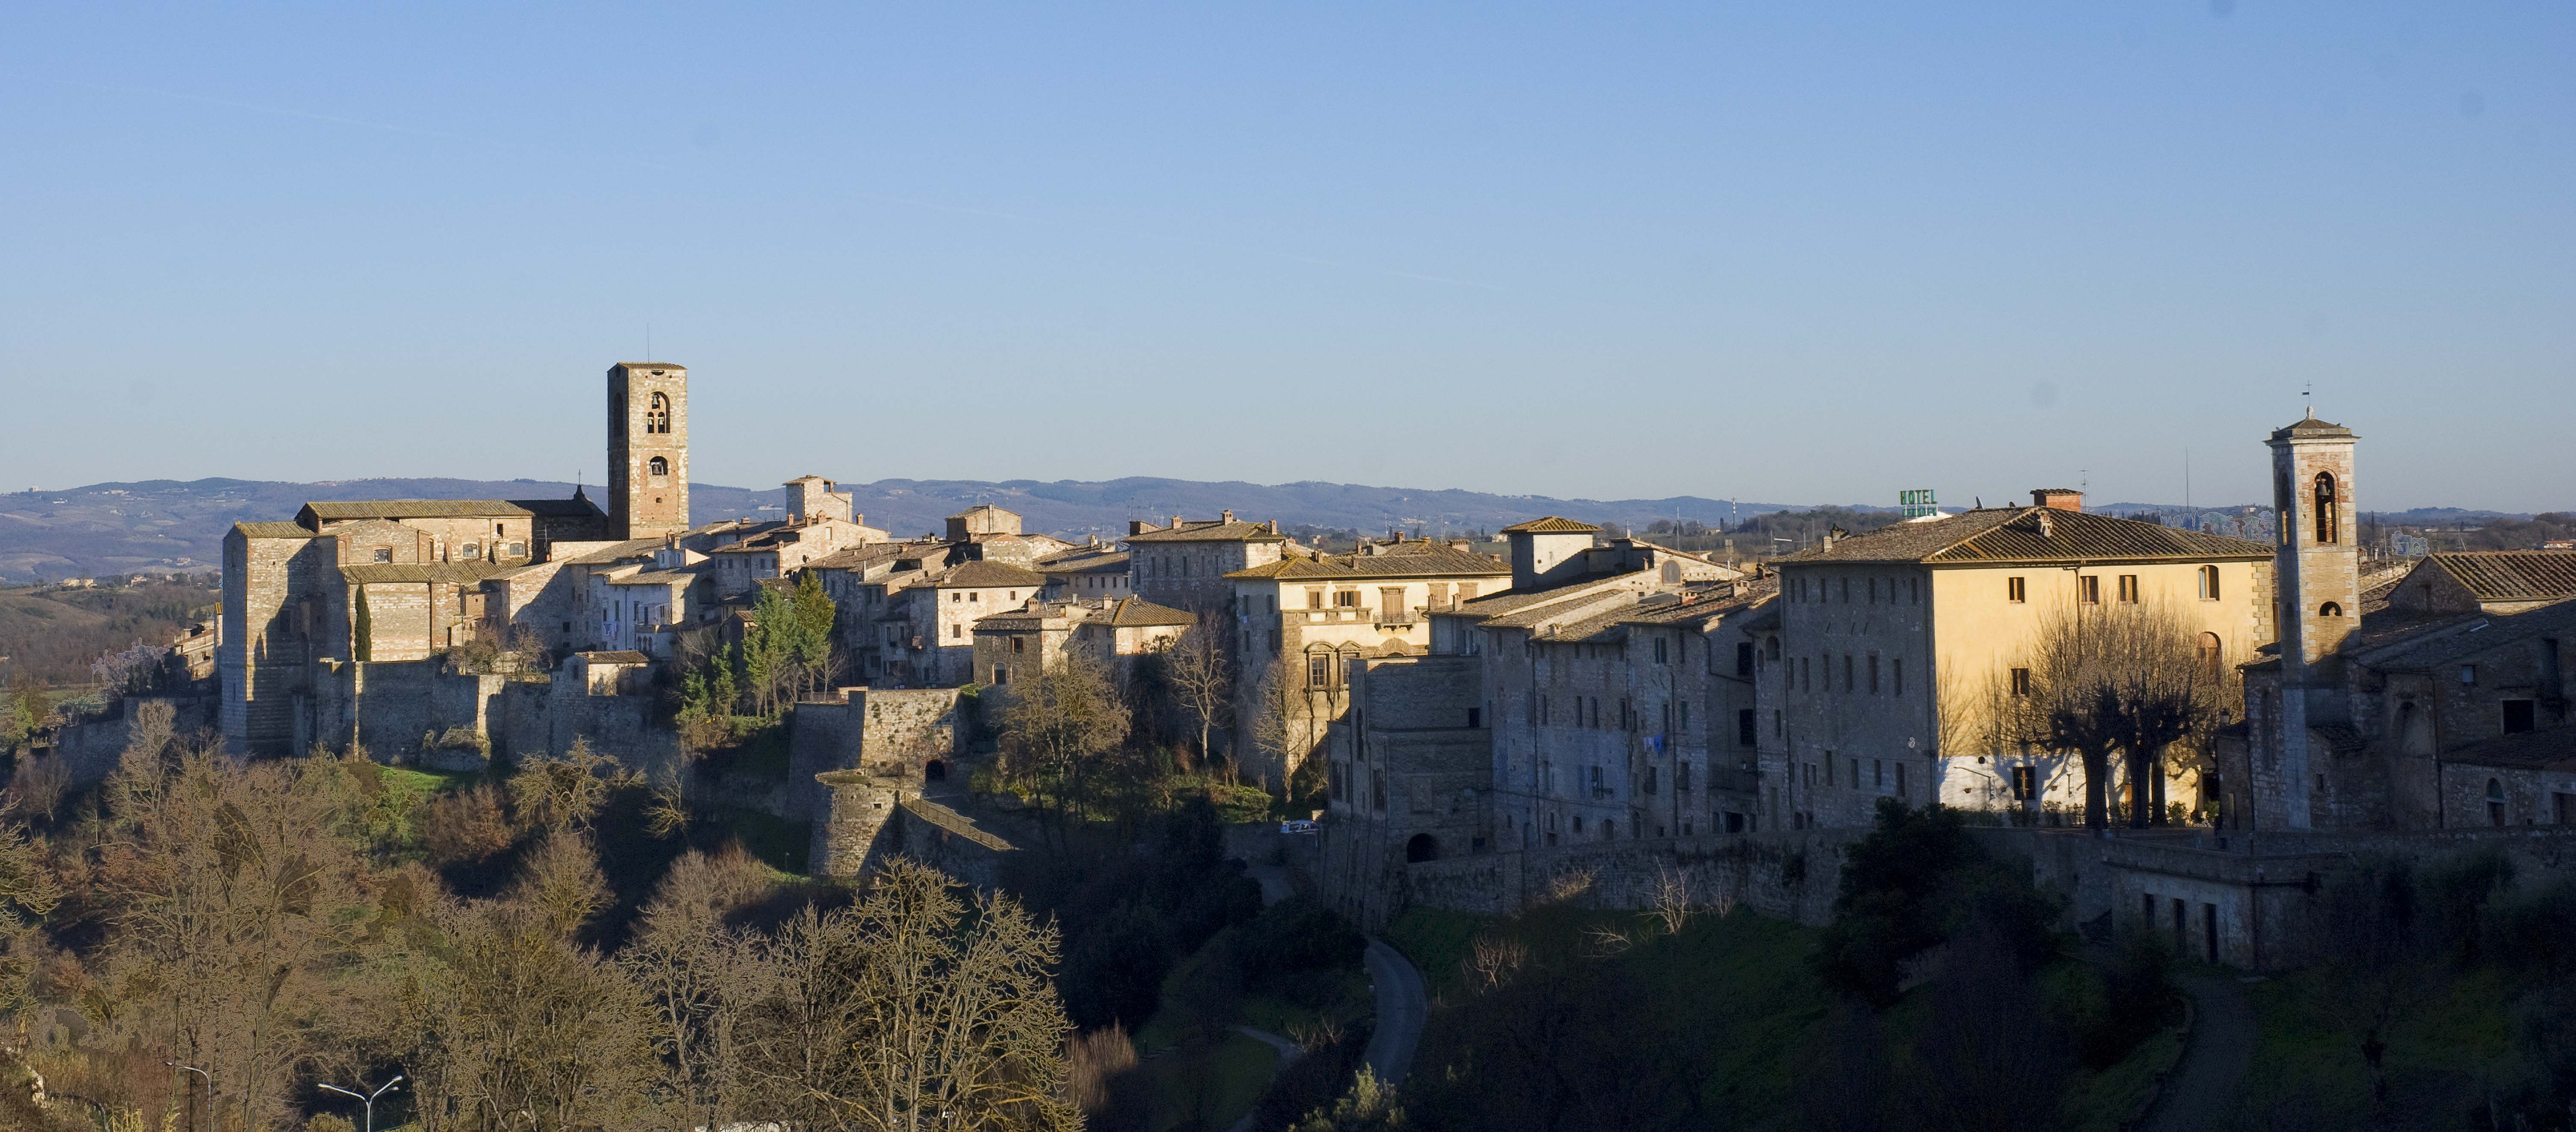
[
  {"left": 924, "top": 759, "right": 948, "bottom": 783},
  {"left": 1405, "top": 833, "right": 1439, "bottom": 863}
]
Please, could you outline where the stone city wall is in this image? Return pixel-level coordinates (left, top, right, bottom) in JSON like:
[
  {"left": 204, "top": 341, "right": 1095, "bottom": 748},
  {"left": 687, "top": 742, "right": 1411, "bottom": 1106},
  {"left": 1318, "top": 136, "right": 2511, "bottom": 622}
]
[{"left": 786, "top": 687, "right": 964, "bottom": 820}]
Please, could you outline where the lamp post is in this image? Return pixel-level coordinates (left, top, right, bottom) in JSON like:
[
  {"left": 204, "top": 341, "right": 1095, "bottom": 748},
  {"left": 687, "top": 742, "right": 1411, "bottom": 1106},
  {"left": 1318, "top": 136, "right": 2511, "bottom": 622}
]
[
  {"left": 318, "top": 1075, "right": 403, "bottom": 1132},
  {"left": 163, "top": 1063, "right": 210, "bottom": 1132}
]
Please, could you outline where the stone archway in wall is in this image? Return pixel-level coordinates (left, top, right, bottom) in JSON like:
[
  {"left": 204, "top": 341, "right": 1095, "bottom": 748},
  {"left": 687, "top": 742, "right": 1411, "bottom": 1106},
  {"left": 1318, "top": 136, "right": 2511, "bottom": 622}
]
[
  {"left": 1406, "top": 833, "right": 1440, "bottom": 863},
  {"left": 923, "top": 759, "right": 948, "bottom": 783}
]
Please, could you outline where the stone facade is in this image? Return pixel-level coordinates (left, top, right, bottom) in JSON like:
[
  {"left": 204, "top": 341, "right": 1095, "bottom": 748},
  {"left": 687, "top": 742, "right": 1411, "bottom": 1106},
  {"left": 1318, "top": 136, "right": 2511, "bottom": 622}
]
[
  {"left": 1123, "top": 513, "right": 1289, "bottom": 614},
  {"left": 1765, "top": 492, "right": 2273, "bottom": 830},
  {"left": 608, "top": 362, "right": 690, "bottom": 540}
]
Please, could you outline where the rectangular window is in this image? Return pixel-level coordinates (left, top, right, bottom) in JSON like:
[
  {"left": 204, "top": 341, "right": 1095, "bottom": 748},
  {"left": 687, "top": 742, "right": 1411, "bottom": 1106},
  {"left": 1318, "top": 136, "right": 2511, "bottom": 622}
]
[
  {"left": 2504, "top": 699, "right": 2538, "bottom": 734},
  {"left": 2081, "top": 575, "right": 2101, "bottom": 605},
  {"left": 1334, "top": 590, "right": 1359, "bottom": 608},
  {"left": 2118, "top": 574, "right": 2140, "bottom": 603},
  {"left": 992, "top": 665, "right": 1008, "bottom": 685},
  {"left": 1843, "top": 654, "right": 1855, "bottom": 692},
  {"left": 2011, "top": 765, "right": 2037, "bottom": 801},
  {"left": 1738, "top": 708, "right": 1757, "bottom": 747},
  {"left": 1458, "top": 582, "right": 1478, "bottom": 600},
  {"left": 2461, "top": 664, "right": 2478, "bottom": 685},
  {"left": 2008, "top": 576, "right": 2026, "bottom": 603},
  {"left": 1896, "top": 762, "right": 1907, "bottom": 797},
  {"left": 1873, "top": 759, "right": 1883, "bottom": 788},
  {"left": 1010, "top": 637, "right": 1024, "bottom": 654},
  {"left": 1800, "top": 657, "right": 1812, "bottom": 691},
  {"left": 2010, "top": 667, "right": 2032, "bottom": 696},
  {"left": 1677, "top": 763, "right": 1691, "bottom": 791},
  {"left": 1267, "top": 595, "right": 1278, "bottom": 613},
  {"left": 1308, "top": 655, "right": 1331, "bottom": 688},
  {"left": 1773, "top": 709, "right": 1783, "bottom": 738},
  {"left": 950, "top": 624, "right": 962, "bottom": 638},
  {"left": 1654, "top": 637, "right": 1669, "bottom": 664},
  {"left": 1910, "top": 577, "right": 1920, "bottom": 604},
  {"left": 1841, "top": 578, "right": 1851, "bottom": 603},
  {"left": 1868, "top": 653, "right": 1880, "bottom": 694},
  {"left": 372, "top": 547, "right": 394, "bottom": 563},
  {"left": 1736, "top": 642, "right": 1754, "bottom": 677},
  {"left": 1644, "top": 767, "right": 1658, "bottom": 795},
  {"left": 1467, "top": 707, "right": 1481, "bottom": 728},
  {"left": 1308, "top": 588, "right": 1324, "bottom": 610},
  {"left": 1893, "top": 658, "right": 1904, "bottom": 696}
]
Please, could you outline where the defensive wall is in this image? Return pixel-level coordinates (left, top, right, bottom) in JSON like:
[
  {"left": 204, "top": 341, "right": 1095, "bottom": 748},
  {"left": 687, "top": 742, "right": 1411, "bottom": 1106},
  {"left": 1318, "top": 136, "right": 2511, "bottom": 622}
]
[
  {"left": 786, "top": 687, "right": 965, "bottom": 821},
  {"left": 809, "top": 769, "right": 1015, "bottom": 886}
]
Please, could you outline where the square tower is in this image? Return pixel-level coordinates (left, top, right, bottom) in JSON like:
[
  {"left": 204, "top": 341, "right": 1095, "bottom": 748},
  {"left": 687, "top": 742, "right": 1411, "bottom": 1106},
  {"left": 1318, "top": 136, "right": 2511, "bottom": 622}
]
[
  {"left": 2267, "top": 412, "right": 2360, "bottom": 672},
  {"left": 608, "top": 362, "right": 690, "bottom": 539}
]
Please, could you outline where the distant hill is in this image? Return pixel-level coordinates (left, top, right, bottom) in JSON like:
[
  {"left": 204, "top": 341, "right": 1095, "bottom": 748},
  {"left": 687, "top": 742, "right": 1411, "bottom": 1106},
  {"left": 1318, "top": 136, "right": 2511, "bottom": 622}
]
[{"left": 0, "top": 475, "right": 1824, "bottom": 583}]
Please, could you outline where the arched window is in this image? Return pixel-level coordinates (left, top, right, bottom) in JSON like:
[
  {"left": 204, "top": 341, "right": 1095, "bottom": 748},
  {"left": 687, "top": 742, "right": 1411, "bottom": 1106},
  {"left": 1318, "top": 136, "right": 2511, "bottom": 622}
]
[
  {"left": 2320, "top": 602, "right": 2343, "bottom": 618},
  {"left": 2488, "top": 778, "right": 2507, "bottom": 827},
  {"left": 2313, "top": 472, "right": 2339, "bottom": 545},
  {"left": 2197, "top": 632, "right": 2223, "bottom": 679},
  {"left": 1405, "top": 833, "right": 1439, "bottom": 863},
  {"left": 648, "top": 456, "right": 669, "bottom": 479},
  {"left": 645, "top": 392, "right": 671, "bottom": 435},
  {"left": 2197, "top": 565, "right": 2220, "bottom": 601}
]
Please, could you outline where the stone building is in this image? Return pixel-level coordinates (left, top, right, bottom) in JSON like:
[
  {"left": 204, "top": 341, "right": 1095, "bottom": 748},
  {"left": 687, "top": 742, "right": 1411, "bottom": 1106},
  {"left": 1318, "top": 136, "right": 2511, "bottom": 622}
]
[
  {"left": 221, "top": 496, "right": 610, "bottom": 753},
  {"left": 1762, "top": 490, "right": 2273, "bottom": 828},
  {"left": 607, "top": 362, "right": 690, "bottom": 540},
  {"left": 1225, "top": 535, "right": 1513, "bottom": 784},
  {"left": 2224, "top": 416, "right": 2576, "bottom": 832},
  {"left": 1123, "top": 513, "right": 1290, "bottom": 613},
  {"left": 1036, "top": 542, "right": 1132, "bottom": 601},
  {"left": 970, "top": 595, "right": 1195, "bottom": 688}
]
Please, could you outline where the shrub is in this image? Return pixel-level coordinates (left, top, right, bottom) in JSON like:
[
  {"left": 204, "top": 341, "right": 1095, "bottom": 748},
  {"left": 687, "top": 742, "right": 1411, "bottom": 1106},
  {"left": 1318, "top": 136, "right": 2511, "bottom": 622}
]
[
  {"left": 2075, "top": 930, "right": 2179, "bottom": 1070},
  {"left": 1059, "top": 900, "right": 1176, "bottom": 1031},
  {"left": 420, "top": 784, "right": 514, "bottom": 868}
]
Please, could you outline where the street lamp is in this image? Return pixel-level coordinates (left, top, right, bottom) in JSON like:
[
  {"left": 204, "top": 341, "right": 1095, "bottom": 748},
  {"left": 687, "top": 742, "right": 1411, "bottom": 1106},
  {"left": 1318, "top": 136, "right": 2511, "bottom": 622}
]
[
  {"left": 164, "top": 1063, "right": 210, "bottom": 1132},
  {"left": 318, "top": 1075, "right": 403, "bottom": 1132}
]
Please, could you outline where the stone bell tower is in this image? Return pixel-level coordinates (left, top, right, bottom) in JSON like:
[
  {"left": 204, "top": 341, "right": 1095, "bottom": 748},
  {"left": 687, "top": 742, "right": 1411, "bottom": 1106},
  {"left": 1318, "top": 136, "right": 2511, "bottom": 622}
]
[
  {"left": 2269, "top": 410, "right": 2360, "bottom": 673},
  {"left": 608, "top": 362, "right": 690, "bottom": 539},
  {"left": 2262, "top": 409, "right": 2360, "bottom": 830}
]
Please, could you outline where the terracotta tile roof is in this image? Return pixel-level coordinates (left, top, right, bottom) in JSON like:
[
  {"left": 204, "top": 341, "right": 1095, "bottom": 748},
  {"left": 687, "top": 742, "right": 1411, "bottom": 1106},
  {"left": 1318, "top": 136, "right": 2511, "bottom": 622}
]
[
  {"left": 578, "top": 650, "right": 653, "bottom": 665},
  {"left": 1037, "top": 548, "right": 1130, "bottom": 573},
  {"left": 511, "top": 496, "right": 607, "bottom": 518},
  {"left": 234, "top": 521, "right": 317, "bottom": 540},
  {"left": 1776, "top": 507, "right": 2271, "bottom": 566},
  {"left": 1499, "top": 516, "right": 1601, "bottom": 534},
  {"left": 609, "top": 569, "right": 699, "bottom": 587},
  {"left": 1101, "top": 596, "right": 1196, "bottom": 627},
  {"left": 2436, "top": 727, "right": 2576, "bottom": 773},
  {"left": 1226, "top": 545, "right": 1507, "bottom": 582},
  {"left": 2359, "top": 599, "right": 2576, "bottom": 672},
  {"left": 804, "top": 543, "right": 918, "bottom": 571},
  {"left": 339, "top": 562, "right": 515, "bottom": 585},
  {"left": 1122, "top": 520, "right": 1287, "bottom": 544},
  {"left": 560, "top": 539, "right": 668, "bottom": 566},
  {"left": 2269, "top": 413, "right": 2356, "bottom": 441},
  {"left": 929, "top": 560, "right": 1047, "bottom": 589},
  {"left": 2427, "top": 551, "right": 2576, "bottom": 605},
  {"left": 301, "top": 500, "right": 537, "bottom": 521}
]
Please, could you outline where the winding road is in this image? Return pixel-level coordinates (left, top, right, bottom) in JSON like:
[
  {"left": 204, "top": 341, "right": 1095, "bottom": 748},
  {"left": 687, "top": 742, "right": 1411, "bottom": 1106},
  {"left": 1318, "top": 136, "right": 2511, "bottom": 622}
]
[
  {"left": 2140, "top": 974, "right": 2258, "bottom": 1132},
  {"left": 1241, "top": 858, "right": 1429, "bottom": 1086}
]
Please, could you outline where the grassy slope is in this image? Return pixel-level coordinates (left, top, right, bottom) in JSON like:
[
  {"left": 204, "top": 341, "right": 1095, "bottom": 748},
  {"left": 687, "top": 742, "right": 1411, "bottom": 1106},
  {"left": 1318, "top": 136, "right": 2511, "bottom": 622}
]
[
  {"left": 1385, "top": 905, "right": 2188, "bottom": 1132},
  {"left": 2234, "top": 964, "right": 2521, "bottom": 1129}
]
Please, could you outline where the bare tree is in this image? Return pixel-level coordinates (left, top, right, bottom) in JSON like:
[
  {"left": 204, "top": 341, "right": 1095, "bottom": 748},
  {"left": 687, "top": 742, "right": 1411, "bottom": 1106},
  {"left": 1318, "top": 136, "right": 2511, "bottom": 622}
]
[
  {"left": 1162, "top": 615, "right": 1233, "bottom": 768},
  {"left": 2008, "top": 600, "right": 2228, "bottom": 830},
  {"left": 991, "top": 656, "right": 1132, "bottom": 841},
  {"left": 508, "top": 736, "right": 631, "bottom": 835},
  {"left": 1242, "top": 655, "right": 1307, "bottom": 792}
]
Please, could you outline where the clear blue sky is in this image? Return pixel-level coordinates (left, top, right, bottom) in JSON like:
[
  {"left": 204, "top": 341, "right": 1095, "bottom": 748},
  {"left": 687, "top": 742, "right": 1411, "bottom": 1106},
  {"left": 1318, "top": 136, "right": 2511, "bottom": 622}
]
[{"left": 3, "top": 3, "right": 2568, "bottom": 511}]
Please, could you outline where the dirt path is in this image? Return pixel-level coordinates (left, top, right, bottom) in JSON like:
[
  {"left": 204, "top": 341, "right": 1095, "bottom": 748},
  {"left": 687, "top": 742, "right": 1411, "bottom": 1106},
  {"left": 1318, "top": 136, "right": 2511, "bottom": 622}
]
[
  {"left": 1361, "top": 939, "right": 1427, "bottom": 1088},
  {"left": 2142, "top": 973, "right": 2259, "bottom": 1132},
  {"left": 1224, "top": 1028, "right": 1305, "bottom": 1132}
]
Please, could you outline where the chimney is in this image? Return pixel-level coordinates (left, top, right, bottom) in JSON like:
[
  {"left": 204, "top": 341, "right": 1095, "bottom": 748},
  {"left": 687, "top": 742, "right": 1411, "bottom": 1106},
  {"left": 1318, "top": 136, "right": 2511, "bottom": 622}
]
[
  {"left": 1221, "top": 510, "right": 1234, "bottom": 524},
  {"left": 1268, "top": 519, "right": 1280, "bottom": 535},
  {"left": 1171, "top": 515, "right": 1183, "bottom": 529},
  {"left": 1393, "top": 530, "right": 1407, "bottom": 543},
  {"left": 1449, "top": 539, "right": 1471, "bottom": 552},
  {"left": 2031, "top": 489, "right": 2083, "bottom": 512},
  {"left": 1128, "top": 520, "right": 1152, "bottom": 536}
]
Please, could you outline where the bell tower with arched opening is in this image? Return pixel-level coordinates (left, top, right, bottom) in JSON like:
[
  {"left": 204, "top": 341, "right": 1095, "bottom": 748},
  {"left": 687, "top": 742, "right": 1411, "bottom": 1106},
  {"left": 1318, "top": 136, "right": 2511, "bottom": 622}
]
[
  {"left": 2268, "top": 410, "right": 2360, "bottom": 671},
  {"left": 609, "top": 362, "right": 690, "bottom": 539},
  {"left": 2261, "top": 409, "right": 2360, "bottom": 829}
]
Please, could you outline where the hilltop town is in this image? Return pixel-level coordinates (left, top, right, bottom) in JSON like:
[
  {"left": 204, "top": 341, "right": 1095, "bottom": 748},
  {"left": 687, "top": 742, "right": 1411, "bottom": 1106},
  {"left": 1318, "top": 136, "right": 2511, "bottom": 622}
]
[{"left": 9, "top": 360, "right": 2576, "bottom": 1129}]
